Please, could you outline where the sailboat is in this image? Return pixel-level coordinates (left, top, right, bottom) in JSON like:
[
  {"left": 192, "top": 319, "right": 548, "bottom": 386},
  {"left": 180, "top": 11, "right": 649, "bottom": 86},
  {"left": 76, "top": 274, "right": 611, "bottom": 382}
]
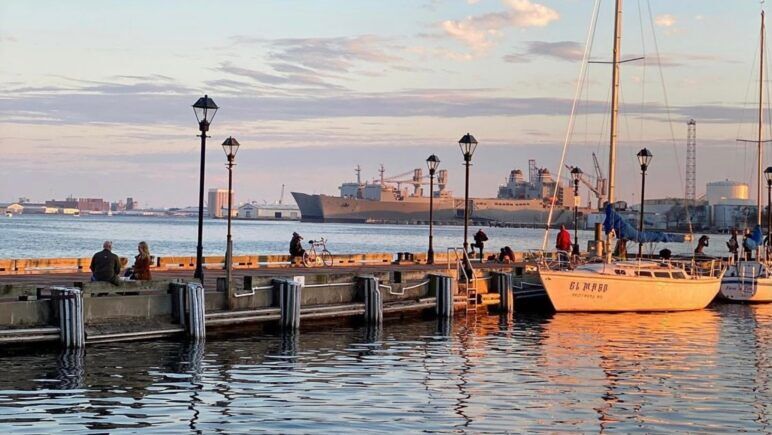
[
  {"left": 538, "top": 0, "right": 723, "bottom": 312},
  {"left": 719, "top": 10, "right": 772, "bottom": 303}
]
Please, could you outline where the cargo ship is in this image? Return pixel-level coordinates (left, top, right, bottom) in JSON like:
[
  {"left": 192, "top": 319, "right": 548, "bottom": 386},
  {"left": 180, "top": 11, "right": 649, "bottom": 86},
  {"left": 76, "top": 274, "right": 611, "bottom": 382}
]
[{"left": 292, "top": 161, "right": 578, "bottom": 225}]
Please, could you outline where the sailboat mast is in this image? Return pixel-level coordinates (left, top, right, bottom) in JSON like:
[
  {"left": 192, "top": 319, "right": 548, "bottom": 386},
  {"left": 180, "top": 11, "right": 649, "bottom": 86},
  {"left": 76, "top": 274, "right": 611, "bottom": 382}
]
[
  {"left": 608, "top": 0, "right": 622, "bottom": 206},
  {"left": 758, "top": 10, "right": 765, "bottom": 227},
  {"left": 605, "top": 0, "right": 623, "bottom": 260}
]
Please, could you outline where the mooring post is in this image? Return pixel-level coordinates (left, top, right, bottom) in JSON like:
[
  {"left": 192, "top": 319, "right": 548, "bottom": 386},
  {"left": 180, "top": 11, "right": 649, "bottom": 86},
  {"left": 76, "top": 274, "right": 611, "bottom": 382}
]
[
  {"left": 357, "top": 275, "right": 383, "bottom": 324},
  {"left": 429, "top": 274, "right": 453, "bottom": 318},
  {"left": 51, "top": 287, "right": 85, "bottom": 348},
  {"left": 186, "top": 282, "right": 206, "bottom": 339},
  {"left": 492, "top": 271, "right": 513, "bottom": 313},
  {"left": 274, "top": 279, "right": 302, "bottom": 329}
]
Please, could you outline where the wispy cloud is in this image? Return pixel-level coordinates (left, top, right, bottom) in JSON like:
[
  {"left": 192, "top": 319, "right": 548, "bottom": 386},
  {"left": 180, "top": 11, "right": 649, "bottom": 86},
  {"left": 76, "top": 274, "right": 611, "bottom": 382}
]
[
  {"left": 655, "top": 14, "right": 677, "bottom": 27},
  {"left": 503, "top": 40, "right": 583, "bottom": 63},
  {"left": 440, "top": 0, "right": 559, "bottom": 53}
]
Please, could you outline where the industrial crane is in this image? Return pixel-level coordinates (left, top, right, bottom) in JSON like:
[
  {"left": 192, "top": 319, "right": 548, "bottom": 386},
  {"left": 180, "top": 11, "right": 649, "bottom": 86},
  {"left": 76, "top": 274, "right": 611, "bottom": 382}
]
[{"left": 565, "top": 152, "right": 607, "bottom": 209}]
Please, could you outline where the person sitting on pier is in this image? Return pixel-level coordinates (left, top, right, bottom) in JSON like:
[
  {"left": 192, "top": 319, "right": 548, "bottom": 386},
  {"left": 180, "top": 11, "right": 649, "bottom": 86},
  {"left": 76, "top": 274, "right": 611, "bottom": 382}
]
[
  {"left": 131, "top": 241, "right": 152, "bottom": 280},
  {"left": 555, "top": 225, "right": 572, "bottom": 265},
  {"left": 89, "top": 240, "right": 122, "bottom": 285},
  {"left": 498, "top": 246, "right": 516, "bottom": 263},
  {"left": 470, "top": 229, "right": 488, "bottom": 261},
  {"left": 289, "top": 232, "right": 305, "bottom": 264}
]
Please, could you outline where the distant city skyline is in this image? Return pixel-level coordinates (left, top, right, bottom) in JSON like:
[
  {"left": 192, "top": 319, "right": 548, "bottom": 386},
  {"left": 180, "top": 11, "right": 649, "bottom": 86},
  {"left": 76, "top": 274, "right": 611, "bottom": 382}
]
[{"left": 1, "top": 1, "right": 771, "bottom": 207}]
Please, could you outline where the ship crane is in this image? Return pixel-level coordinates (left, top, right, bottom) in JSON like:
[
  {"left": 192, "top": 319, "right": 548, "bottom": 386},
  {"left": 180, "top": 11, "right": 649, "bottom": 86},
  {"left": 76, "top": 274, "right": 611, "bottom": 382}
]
[
  {"left": 373, "top": 167, "right": 448, "bottom": 196},
  {"left": 565, "top": 152, "right": 607, "bottom": 209}
]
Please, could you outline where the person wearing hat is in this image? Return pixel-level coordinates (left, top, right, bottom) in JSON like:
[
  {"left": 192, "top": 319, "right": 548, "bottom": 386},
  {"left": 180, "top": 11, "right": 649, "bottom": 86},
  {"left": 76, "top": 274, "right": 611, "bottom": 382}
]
[{"left": 289, "top": 232, "right": 305, "bottom": 261}]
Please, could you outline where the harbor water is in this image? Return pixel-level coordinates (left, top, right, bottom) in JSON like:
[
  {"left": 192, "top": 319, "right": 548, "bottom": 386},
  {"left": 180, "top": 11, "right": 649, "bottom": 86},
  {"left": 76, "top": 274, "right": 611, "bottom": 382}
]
[
  {"left": 0, "top": 305, "right": 769, "bottom": 432},
  {"left": 0, "top": 214, "right": 728, "bottom": 259}
]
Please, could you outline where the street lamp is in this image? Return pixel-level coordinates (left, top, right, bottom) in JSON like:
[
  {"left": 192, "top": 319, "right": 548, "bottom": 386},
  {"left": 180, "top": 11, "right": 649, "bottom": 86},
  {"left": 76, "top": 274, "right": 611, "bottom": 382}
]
[
  {"left": 458, "top": 133, "right": 478, "bottom": 254},
  {"left": 222, "top": 136, "right": 240, "bottom": 298},
  {"left": 192, "top": 95, "right": 218, "bottom": 281},
  {"left": 570, "top": 167, "right": 583, "bottom": 256},
  {"left": 636, "top": 148, "right": 653, "bottom": 258},
  {"left": 426, "top": 154, "right": 441, "bottom": 264}
]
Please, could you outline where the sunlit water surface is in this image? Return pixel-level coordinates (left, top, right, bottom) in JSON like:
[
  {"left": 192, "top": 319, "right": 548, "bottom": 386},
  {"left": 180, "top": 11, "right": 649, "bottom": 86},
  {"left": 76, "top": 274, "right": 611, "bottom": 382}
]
[{"left": 0, "top": 305, "right": 770, "bottom": 432}]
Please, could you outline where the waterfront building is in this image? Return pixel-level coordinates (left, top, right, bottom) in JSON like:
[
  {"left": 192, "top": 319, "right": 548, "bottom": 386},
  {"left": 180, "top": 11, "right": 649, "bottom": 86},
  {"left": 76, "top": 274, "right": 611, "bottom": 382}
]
[
  {"left": 237, "top": 202, "right": 300, "bottom": 220},
  {"left": 77, "top": 198, "right": 109, "bottom": 213},
  {"left": 208, "top": 188, "right": 234, "bottom": 218}
]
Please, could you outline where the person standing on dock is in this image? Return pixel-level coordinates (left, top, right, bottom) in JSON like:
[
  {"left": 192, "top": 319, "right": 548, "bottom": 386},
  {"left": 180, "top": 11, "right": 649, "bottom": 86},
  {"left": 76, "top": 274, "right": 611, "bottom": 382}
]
[
  {"left": 556, "top": 225, "right": 572, "bottom": 266},
  {"left": 90, "top": 241, "right": 122, "bottom": 285},
  {"left": 470, "top": 229, "right": 488, "bottom": 262},
  {"left": 289, "top": 232, "right": 305, "bottom": 264},
  {"left": 726, "top": 229, "right": 739, "bottom": 262}
]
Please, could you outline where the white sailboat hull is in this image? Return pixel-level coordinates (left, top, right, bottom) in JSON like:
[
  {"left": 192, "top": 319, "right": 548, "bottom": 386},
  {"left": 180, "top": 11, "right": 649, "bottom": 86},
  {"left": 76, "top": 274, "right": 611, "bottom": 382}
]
[
  {"left": 539, "top": 269, "right": 722, "bottom": 312},
  {"left": 719, "top": 262, "right": 772, "bottom": 302}
]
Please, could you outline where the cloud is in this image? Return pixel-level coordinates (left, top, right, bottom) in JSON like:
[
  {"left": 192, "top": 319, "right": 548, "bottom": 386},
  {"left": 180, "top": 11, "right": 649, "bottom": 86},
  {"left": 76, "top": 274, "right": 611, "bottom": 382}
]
[
  {"left": 503, "top": 40, "right": 582, "bottom": 63},
  {"left": 440, "top": 0, "right": 559, "bottom": 52},
  {"left": 654, "top": 14, "right": 677, "bottom": 27}
]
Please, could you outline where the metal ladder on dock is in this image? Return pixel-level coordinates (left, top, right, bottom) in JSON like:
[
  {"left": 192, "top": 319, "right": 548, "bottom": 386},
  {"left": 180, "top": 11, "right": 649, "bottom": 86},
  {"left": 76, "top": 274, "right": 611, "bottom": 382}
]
[{"left": 447, "top": 247, "right": 478, "bottom": 313}]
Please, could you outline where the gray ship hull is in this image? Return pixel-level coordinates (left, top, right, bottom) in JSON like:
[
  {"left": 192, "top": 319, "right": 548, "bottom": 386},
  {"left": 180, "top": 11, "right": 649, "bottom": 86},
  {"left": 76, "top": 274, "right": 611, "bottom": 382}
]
[{"left": 292, "top": 192, "right": 574, "bottom": 225}]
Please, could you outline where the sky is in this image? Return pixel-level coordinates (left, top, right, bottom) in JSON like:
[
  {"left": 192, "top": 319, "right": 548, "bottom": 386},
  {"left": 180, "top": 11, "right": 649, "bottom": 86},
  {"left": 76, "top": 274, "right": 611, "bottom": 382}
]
[{"left": 1, "top": 0, "right": 770, "bottom": 208}]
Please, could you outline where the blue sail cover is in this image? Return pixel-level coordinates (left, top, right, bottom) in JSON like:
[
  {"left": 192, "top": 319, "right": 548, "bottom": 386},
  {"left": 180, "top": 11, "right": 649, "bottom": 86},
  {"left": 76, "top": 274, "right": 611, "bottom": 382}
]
[
  {"left": 603, "top": 204, "right": 686, "bottom": 243},
  {"left": 742, "top": 225, "right": 764, "bottom": 250}
]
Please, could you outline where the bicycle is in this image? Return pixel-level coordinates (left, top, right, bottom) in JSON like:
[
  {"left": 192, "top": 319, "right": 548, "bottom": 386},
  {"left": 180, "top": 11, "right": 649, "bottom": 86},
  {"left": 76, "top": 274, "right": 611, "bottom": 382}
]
[{"left": 302, "top": 237, "right": 333, "bottom": 267}]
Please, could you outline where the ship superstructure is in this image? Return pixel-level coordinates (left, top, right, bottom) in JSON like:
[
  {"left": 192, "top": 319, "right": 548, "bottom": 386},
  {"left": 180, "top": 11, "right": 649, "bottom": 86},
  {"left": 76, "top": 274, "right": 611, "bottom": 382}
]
[{"left": 293, "top": 162, "right": 577, "bottom": 225}]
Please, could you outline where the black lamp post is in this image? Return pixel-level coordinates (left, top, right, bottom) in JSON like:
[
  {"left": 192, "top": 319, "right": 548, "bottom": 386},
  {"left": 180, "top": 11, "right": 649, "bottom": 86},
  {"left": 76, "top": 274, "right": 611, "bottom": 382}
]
[
  {"left": 571, "top": 167, "right": 583, "bottom": 256},
  {"left": 222, "top": 136, "right": 240, "bottom": 297},
  {"left": 636, "top": 148, "right": 653, "bottom": 258},
  {"left": 458, "top": 133, "right": 478, "bottom": 254},
  {"left": 765, "top": 166, "right": 772, "bottom": 246},
  {"left": 426, "top": 154, "right": 440, "bottom": 264},
  {"left": 192, "top": 95, "right": 218, "bottom": 281}
]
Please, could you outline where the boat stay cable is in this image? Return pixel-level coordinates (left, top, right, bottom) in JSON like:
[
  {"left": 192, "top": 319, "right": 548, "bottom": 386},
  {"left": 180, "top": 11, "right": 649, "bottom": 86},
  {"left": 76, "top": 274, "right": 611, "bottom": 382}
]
[{"left": 541, "top": 0, "right": 602, "bottom": 251}]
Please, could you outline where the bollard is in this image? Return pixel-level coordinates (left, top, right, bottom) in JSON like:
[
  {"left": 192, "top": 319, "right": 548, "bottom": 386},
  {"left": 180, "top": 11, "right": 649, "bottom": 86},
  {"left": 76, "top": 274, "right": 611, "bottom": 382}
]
[
  {"left": 492, "top": 271, "right": 514, "bottom": 313},
  {"left": 274, "top": 279, "right": 302, "bottom": 329},
  {"left": 430, "top": 274, "right": 453, "bottom": 318},
  {"left": 51, "top": 287, "right": 85, "bottom": 348},
  {"left": 357, "top": 276, "right": 383, "bottom": 324},
  {"left": 186, "top": 282, "right": 206, "bottom": 339}
]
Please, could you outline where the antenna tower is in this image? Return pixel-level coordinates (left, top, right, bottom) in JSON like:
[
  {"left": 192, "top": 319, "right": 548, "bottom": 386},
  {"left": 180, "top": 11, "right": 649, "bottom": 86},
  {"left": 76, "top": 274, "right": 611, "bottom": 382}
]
[{"left": 685, "top": 119, "right": 697, "bottom": 203}]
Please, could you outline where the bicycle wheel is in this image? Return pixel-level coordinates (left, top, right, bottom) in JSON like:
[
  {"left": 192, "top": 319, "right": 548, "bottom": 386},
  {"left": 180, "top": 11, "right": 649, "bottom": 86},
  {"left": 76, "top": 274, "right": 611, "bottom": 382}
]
[
  {"left": 321, "top": 250, "right": 333, "bottom": 267},
  {"left": 302, "top": 251, "right": 313, "bottom": 267}
]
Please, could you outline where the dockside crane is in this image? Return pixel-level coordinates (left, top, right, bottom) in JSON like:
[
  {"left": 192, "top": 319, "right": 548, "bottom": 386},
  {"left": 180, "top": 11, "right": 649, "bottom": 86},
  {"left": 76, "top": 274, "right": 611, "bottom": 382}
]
[{"left": 565, "top": 152, "right": 607, "bottom": 209}]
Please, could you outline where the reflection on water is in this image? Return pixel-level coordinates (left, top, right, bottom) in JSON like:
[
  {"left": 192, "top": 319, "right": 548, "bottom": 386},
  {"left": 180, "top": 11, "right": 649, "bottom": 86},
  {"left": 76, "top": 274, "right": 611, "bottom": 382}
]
[{"left": 0, "top": 304, "right": 770, "bottom": 432}]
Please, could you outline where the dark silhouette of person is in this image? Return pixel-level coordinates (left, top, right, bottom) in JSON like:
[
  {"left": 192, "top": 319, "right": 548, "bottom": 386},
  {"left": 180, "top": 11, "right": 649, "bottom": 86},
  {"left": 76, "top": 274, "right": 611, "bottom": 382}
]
[
  {"left": 90, "top": 240, "right": 121, "bottom": 285},
  {"left": 470, "top": 229, "right": 488, "bottom": 261},
  {"left": 289, "top": 232, "right": 305, "bottom": 261}
]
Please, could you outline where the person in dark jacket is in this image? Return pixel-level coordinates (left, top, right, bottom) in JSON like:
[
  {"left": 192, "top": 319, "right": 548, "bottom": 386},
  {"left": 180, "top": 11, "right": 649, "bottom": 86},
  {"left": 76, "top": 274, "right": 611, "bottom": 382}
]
[
  {"left": 727, "top": 228, "right": 739, "bottom": 262},
  {"left": 289, "top": 232, "right": 305, "bottom": 261},
  {"left": 470, "top": 229, "right": 489, "bottom": 261},
  {"left": 90, "top": 241, "right": 121, "bottom": 285}
]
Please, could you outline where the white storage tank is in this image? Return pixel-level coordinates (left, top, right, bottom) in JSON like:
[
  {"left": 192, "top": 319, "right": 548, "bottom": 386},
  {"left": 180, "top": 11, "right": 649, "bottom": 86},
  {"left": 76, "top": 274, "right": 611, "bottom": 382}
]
[{"left": 706, "top": 180, "right": 749, "bottom": 205}]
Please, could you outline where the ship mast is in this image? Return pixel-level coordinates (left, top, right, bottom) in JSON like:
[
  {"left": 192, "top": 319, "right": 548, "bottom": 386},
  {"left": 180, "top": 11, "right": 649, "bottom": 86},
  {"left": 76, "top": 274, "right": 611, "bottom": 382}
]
[{"left": 606, "top": 0, "right": 623, "bottom": 260}]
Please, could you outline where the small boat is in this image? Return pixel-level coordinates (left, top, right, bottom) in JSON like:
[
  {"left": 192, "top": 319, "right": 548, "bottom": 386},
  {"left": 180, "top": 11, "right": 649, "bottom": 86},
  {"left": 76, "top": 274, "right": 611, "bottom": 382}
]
[
  {"left": 719, "top": 10, "right": 772, "bottom": 303},
  {"left": 538, "top": 0, "right": 723, "bottom": 312}
]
